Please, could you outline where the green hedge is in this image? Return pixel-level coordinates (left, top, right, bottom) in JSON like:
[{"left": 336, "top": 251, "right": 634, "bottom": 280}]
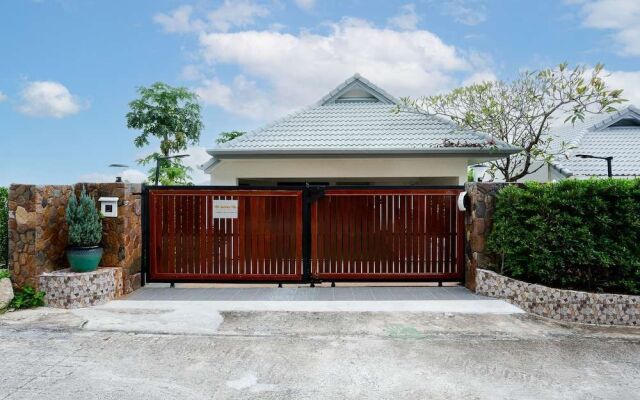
[
  {"left": 486, "top": 179, "right": 640, "bottom": 295},
  {"left": 0, "top": 187, "right": 7, "bottom": 267}
]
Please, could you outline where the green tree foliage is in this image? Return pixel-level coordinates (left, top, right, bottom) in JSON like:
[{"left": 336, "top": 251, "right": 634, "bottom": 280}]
[
  {"left": 0, "top": 187, "right": 7, "bottom": 267},
  {"left": 216, "top": 131, "right": 246, "bottom": 144},
  {"left": 66, "top": 187, "right": 102, "bottom": 247},
  {"left": 398, "top": 63, "right": 625, "bottom": 181},
  {"left": 126, "top": 82, "right": 203, "bottom": 185},
  {"left": 487, "top": 179, "right": 640, "bottom": 295}
]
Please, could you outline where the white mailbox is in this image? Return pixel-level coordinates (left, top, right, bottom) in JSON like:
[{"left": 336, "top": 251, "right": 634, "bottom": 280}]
[{"left": 98, "top": 197, "right": 119, "bottom": 218}]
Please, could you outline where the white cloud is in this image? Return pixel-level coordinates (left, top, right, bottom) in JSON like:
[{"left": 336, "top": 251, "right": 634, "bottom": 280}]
[
  {"left": 154, "top": 1, "right": 269, "bottom": 34},
  {"left": 442, "top": 0, "right": 486, "bottom": 26},
  {"left": 0, "top": 91, "right": 7, "bottom": 102},
  {"left": 207, "top": 0, "right": 269, "bottom": 32},
  {"left": 572, "top": 0, "right": 640, "bottom": 56},
  {"left": 462, "top": 70, "right": 497, "bottom": 86},
  {"left": 293, "top": 0, "right": 315, "bottom": 11},
  {"left": 195, "top": 18, "right": 489, "bottom": 119},
  {"left": 604, "top": 70, "right": 640, "bottom": 105},
  {"left": 387, "top": 4, "right": 420, "bottom": 31},
  {"left": 180, "top": 64, "right": 206, "bottom": 81},
  {"left": 78, "top": 169, "right": 148, "bottom": 184},
  {"left": 196, "top": 75, "right": 286, "bottom": 120},
  {"left": 17, "top": 81, "right": 81, "bottom": 118},
  {"left": 185, "top": 146, "right": 212, "bottom": 184},
  {"left": 154, "top": 5, "right": 200, "bottom": 33}
]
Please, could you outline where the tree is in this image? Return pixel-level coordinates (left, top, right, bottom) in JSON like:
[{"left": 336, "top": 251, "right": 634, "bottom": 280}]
[
  {"left": 126, "top": 82, "right": 203, "bottom": 185},
  {"left": 216, "top": 130, "right": 246, "bottom": 144},
  {"left": 397, "top": 63, "right": 625, "bottom": 181}
]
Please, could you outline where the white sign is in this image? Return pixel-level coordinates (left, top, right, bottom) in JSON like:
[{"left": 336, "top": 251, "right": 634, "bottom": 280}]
[{"left": 213, "top": 200, "right": 238, "bottom": 219}]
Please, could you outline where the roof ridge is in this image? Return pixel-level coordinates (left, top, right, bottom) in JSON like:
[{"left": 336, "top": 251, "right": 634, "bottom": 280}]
[{"left": 590, "top": 105, "right": 640, "bottom": 131}]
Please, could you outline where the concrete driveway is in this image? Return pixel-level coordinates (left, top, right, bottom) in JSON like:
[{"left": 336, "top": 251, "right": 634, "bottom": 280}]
[{"left": 0, "top": 287, "right": 639, "bottom": 400}]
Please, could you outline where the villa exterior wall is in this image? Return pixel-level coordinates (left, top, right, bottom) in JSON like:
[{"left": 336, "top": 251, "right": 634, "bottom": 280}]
[{"left": 209, "top": 157, "right": 469, "bottom": 186}]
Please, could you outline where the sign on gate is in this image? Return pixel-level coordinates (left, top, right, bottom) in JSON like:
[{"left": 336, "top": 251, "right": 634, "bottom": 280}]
[{"left": 213, "top": 200, "right": 238, "bottom": 219}]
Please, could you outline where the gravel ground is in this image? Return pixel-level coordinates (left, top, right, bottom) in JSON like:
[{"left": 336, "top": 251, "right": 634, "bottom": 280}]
[{"left": 0, "top": 307, "right": 638, "bottom": 400}]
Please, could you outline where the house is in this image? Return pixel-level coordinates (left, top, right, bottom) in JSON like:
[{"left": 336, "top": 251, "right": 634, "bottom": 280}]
[
  {"left": 524, "top": 105, "right": 640, "bottom": 181},
  {"left": 203, "top": 74, "right": 520, "bottom": 186}
]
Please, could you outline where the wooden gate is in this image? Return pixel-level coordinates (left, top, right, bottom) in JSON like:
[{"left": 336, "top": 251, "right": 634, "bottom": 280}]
[
  {"left": 310, "top": 189, "right": 464, "bottom": 281},
  {"left": 143, "top": 186, "right": 464, "bottom": 284},
  {"left": 146, "top": 188, "right": 303, "bottom": 282}
]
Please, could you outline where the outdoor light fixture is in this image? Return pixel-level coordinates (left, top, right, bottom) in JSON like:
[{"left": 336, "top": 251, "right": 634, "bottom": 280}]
[
  {"left": 155, "top": 154, "right": 189, "bottom": 185},
  {"left": 575, "top": 154, "right": 613, "bottom": 178},
  {"left": 108, "top": 164, "right": 129, "bottom": 183},
  {"left": 470, "top": 164, "right": 488, "bottom": 182}
]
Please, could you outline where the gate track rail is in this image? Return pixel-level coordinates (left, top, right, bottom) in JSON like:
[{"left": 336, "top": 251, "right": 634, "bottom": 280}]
[{"left": 142, "top": 185, "right": 465, "bottom": 285}]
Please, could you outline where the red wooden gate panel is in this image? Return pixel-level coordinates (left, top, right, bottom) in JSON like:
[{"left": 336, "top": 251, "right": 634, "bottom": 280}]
[
  {"left": 310, "top": 189, "right": 464, "bottom": 281},
  {"left": 148, "top": 189, "right": 303, "bottom": 282}
]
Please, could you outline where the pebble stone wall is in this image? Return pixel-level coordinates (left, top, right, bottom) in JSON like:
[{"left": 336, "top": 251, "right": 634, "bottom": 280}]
[
  {"left": 39, "top": 268, "right": 116, "bottom": 308},
  {"left": 476, "top": 268, "right": 639, "bottom": 326}
]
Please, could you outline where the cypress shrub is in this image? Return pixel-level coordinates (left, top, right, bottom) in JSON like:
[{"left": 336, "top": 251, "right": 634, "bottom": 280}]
[
  {"left": 487, "top": 179, "right": 640, "bottom": 295},
  {"left": 65, "top": 187, "right": 102, "bottom": 247}
]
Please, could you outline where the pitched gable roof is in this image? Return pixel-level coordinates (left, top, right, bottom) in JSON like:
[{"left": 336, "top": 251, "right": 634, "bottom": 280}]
[
  {"left": 318, "top": 73, "right": 398, "bottom": 105},
  {"left": 551, "top": 105, "right": 640, "bottom": 177},
  {"left": 207, "top": 74, "right": 520, "bottom": 161}
]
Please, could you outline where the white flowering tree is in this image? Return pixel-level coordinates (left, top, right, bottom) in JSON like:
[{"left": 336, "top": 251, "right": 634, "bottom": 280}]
[{"left": 397, "top": 64, "right": 625, "bottom": 181}]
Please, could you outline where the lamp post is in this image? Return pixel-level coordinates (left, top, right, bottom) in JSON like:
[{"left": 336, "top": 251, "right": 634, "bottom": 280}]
[
  {"left": 108, "top": 164, "right": 129, "bottom": 183},
  {"left": 575, "top": 154, "right": 613, "bottom": 178},
  {"left": 155, "top": 154, "right": 189, "bottom": 186},
  {"left": 470, "top": 164, "right": 488, "bottom": 182}
]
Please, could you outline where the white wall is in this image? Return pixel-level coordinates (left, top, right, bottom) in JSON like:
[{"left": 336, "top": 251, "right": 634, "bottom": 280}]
[
  {"left": 208, "top": 157, "right": 469, "bottom": 185},
  {"left": 489, "top": 162, "right": 558, "bottom": 183}
]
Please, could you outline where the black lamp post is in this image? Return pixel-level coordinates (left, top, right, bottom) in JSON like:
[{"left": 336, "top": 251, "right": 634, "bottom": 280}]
[
  {"left": 155, "top": 154, "right": 189, "bottom": 186},
  {"left": 108, "top": 164, "right": 129, "bottom": 183},
  {"left": 575, "top": 154, "right": 613, "bottom": 178}
]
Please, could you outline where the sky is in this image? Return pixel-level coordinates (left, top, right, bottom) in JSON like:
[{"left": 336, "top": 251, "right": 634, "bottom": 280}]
[{"left": 2, "top": 0, "right": 640, "bottom": 186}]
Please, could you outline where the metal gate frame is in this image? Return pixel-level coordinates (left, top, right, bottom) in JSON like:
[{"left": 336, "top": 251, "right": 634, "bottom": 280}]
[{"left": 142, "top": 185, "right": 465, "bottom": 285}]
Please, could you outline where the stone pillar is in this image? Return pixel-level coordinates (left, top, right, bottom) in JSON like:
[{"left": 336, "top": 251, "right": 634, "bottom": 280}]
[
  {"left": 8, "top": 183, "right": 142, "bottom": 295},
  {"left": 8, "top": 185, "right": 73, "bottom": 288},
  {"left": 464, "top": 182, "right": 509, "bottom": 291}
]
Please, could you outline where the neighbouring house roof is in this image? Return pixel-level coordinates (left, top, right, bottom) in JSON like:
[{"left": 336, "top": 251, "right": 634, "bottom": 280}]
[
  {"left": 204, "top": 74, "right": 520, "bottom": 170},
  {"left": 550, "top": 105, "right": 640, "bottom": 177}
]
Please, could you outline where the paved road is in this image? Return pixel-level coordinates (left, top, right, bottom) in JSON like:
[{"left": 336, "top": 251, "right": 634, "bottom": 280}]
[{"left": 1, "top": 307, "right": 639, "bottom": 399}]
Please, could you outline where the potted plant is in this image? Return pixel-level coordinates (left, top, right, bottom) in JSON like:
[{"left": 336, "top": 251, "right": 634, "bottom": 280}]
[{"left": 65, "top": 187, "right": 103, "bottom": 272}]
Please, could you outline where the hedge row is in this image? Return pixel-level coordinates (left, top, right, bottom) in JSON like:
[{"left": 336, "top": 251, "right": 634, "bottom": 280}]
[{"left": 486, "top": 179, "right": 640, "bottom": 295}]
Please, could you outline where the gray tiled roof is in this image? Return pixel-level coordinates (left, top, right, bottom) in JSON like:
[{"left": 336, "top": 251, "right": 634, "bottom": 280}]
[
  {"left": 209, "top": 74, "right": 519, "bottom": 156},
  {"left": 551, "top": 106, "right": 640, "bottom": 177}
]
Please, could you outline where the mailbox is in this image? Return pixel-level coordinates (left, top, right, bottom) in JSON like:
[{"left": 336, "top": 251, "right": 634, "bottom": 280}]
[{"left": 98, "top": 197, "right": 119, "bottom": 218}]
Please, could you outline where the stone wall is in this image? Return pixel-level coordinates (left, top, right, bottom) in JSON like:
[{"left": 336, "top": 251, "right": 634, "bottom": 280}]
[
  {"left": 463, "top": 183, "right": 510, "bottom": 291},
  {"left": 8, "top": 183, "right": 142, "bottom": 295},
  {"left": 8, "top": 185, "right": 73, "bottom": 288},
  {"left": 39, "top": 267, "right": 116, "bottom": 308},
  {"left": 476, "top": 268, "right": 639, "bottom": 326}
]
